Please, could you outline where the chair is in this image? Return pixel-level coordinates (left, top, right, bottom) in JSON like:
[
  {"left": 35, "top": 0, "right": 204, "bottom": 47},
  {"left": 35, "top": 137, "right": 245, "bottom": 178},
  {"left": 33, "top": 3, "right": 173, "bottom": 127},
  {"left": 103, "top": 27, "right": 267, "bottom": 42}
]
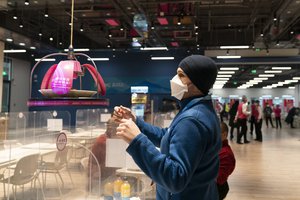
[
  {"left": 39, "top": 146, "right": 74, "bottom": 197},
  {"left": 0, "top": 153, "right": 43, "bottom": 200}
]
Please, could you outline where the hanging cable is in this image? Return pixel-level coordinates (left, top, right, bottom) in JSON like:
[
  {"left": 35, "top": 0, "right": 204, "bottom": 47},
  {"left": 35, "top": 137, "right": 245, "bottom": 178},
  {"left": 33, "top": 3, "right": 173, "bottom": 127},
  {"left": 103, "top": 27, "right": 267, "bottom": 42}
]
[{"left": 70, "top": 0, "right": 75, "bottom": 48}]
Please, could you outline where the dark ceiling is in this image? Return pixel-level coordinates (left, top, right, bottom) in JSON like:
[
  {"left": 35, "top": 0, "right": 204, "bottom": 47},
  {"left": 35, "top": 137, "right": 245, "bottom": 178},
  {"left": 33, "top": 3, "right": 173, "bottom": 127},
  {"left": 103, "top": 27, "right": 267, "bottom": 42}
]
[
  {"left": 1, "top": 0, "right": 300, "bottom": 50},
  {"left": 0, "top": 0, "right": 299, "bottom": 89}
]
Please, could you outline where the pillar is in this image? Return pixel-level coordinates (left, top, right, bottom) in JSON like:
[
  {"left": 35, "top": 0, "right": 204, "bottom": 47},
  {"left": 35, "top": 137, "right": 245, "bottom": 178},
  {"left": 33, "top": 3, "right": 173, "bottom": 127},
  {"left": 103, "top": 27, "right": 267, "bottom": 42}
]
[{"left": 0, "top": 41, "right": 4, "bottom": 112}]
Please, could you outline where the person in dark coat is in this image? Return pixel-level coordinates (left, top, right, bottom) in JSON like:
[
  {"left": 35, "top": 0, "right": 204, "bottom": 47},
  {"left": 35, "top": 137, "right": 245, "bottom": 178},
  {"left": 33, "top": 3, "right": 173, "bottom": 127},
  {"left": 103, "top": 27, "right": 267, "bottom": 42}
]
[
  {"left": 228, "top": 100, "right": 239, "bottom": 140},
  {"left": 114, "top": 55, "right": 221, "bottom": 200}
]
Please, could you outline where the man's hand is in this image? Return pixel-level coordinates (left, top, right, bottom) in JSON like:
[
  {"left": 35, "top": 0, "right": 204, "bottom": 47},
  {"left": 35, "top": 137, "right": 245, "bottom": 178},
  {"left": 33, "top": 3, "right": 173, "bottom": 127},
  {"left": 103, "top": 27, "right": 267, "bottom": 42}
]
[
  {"left": 113, "top": 105, "right": 137, "bottom": 122},
  {"left": 116, "top": 118, "right": 141, "bottom": 144}
]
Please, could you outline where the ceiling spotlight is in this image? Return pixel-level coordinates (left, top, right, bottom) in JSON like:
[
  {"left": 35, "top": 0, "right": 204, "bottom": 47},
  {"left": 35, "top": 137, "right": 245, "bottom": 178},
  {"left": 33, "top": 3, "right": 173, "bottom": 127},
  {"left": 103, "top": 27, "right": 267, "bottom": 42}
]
[
  {"left": 151, "top": 26, "right": 155, "bottom": 30},
  {"left": 273, "top": 13, "right": 277, "bottom": 21},
  {"left": 108, "top": 34, "right": 112, "bottom": 38},
  {"left": 195, "top": 32, "right": 198, "bottom": 35},
  {"left": 228, "top": 24, "right": 231, "bottom": 27},
  {"left": 59, "top": 42, "right": 63, "bottom": 45},
  {"left": 276, "top": 41, "right": 279, "bottom": 46},
  {"left": 120, "top": 27, "right": 124, "bottom": 31},
  {"left": 177, "top": 17, "right": 181, "bottom": 26},
  {"left": 49, "top": 37, "right": 53, "bottom": 41},
  {"left": 194, "top": 25, "right": 198, "bottom": 29},
  {"left": 260, "top": 30, "right": 264, "bottom": 37},
  {"left": 107, "top": 44, "right": 111, "bottom": 48},
  {"left": 197, "top": 44, "right": 199, "bottom": 47},
  {"left": 13, "top": 10, "right": 18, "bottom": 20},
  {"left": 290, "top": 30, "right": 294, "bottom": 34},
  {"left": 25, "top": 0, "right": 29, "bottom": 6},
  {"left": 19, "top": 42, "right": 25, "bottom": 46},
  {"left": 38, "top": 28, "right": 42, "bottom": 36},
  {"left": 6, "top": 38, "right": 13, "bottom": 42},
  {"left": 44, "top": 6, "right": 49, "bottom": 17},
  {"left": 80, "top": 24, "right": 84, "bottom": 32},
  {"left": 19, "top": 20, "right": 24, "bottom": 28}
]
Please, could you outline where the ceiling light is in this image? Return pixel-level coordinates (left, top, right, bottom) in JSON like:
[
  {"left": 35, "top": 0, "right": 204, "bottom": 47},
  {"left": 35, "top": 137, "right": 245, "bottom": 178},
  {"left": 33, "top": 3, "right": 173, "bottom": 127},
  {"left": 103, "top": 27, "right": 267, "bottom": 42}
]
[
  {"left": 59, "top": 42, "right": 63, "bottom": 45},
  {"left": 292, "top": 77, "right": 300, "bottom": 80},
  {"left": 3, "top": 49, "right": 26, "bottom": 53},
  {"left": 289, "top": 87, "right": 295, "bottom": 89},
  {"left": 6, "top": 38, "right": 13, "bottom": 42},
  {"left": 220, "top": 67, "right": 239, "bottom": 70},
  {"left": 254, "top": 77, "right": 268, "bottom": 80},
  {"left": 217, "top": 56, "right": 241, "bottom": 59},
  {"left": 19, "top": 20, "right": 24, "bottom": 28},
  {"left": 19, "top": 42, "right": 25, "bottom": 46},
  {"left": 107, "top": 44, "right": 111, "bottom": 48},
  {"left": 220, "top": 46, "right": 249, "bottom": 49},
  {"left": 44, "top": 6, "right": 48, "bottom": 17},
  {"left": 195, "top": 32, "right": 198, "bottom": 35},
  {"left": 218, "top": 71, "right": 235, "bottom": 74},
  {"left": 216, "top": 78, "right": 230, "bottom": 81},
  {"left": 25, "top": 0, "right": 29, "bottom": 5},
  {"left": 194, "top": 25, "right": 198, "bottom": 29},
  {"left": 49, "top": 37, "right": 53, "bottom": 41},
  {"left": 290, "top": 31, "right": 294, "bottom": 34},
  {"left": 276, "top": 41, "right": 279, "bottom": 46},
  {"left": 259, "top": 74, "right": 275, "bottom": 77},
  {"left": 217, "top": 75, "right": 232, "bottom": 77},
  {"left": 140, "top": 47, "right": 168, "bottom": 51},
  {"left": 260, "top": 31, "right": 264, "bottom": 37},
  {"left": 80, "top": 24, "right": 84, "bottom": 32},
  {"left": 264, "top": 70, "right": 282, "bottom": 73},
  {"left": 35, "top": 58, "right": 56, "bottom": 62},
  {"left": 272, "top": 67, "right": 291, "bottom": 70},
  {"left": 38, "top": 32, "right": 42, "bottom": 36},
  {"left": 13, "top": 11, "right": 17, "bottom": 20},
  {"left": 120, "top": 27, "right": 124, "bottom": 31},
  {"left": 64, "top": 48, "right": 90, "bottom": 52},
  {"left": 30, "top": 46, "right": 36, "bottom": 50},
  {"left": 151, "top": 57, "right": 174, "bottom": 60},
  {"left": 87, "top": 58, "right": 110, "bottom": 61}
]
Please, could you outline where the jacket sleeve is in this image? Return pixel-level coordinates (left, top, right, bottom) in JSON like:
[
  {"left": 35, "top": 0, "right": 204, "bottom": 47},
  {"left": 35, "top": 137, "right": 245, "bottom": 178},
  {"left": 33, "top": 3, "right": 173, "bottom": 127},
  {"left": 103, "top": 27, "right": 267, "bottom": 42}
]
[
  {"left": 127, "top": 117, "right": 207, "bottom": 193},
  {"left": 135, "top": 117, "right": 168, "bottom": 147}
]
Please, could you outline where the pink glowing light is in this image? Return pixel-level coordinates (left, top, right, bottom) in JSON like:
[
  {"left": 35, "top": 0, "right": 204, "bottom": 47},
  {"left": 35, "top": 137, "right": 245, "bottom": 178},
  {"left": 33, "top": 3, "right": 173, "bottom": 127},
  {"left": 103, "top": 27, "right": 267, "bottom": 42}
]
[
  {"left": 157, "top": 17, "right": 168, "bottom": 25},
  {"left": 105, "top": 19, "right": 119, "bottom": 26}
]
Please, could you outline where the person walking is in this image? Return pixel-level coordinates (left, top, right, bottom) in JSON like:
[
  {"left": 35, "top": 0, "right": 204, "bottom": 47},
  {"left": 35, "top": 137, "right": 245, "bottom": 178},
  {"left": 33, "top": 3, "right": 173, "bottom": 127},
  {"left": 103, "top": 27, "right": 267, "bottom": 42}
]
[
  {"left": 254, "top": 100, "right": 263, "bottom": 142},
  {"left": 263, "top": 102, "right": 274, "bottom": 128},
  {"left": 234, "top": 95, "right": 251, "bottom": 144},
  {"left": 228, "top": 100, "right": 239, "bottom": 140},
  {"left": 273, "top": 104, "right": 282, "bottom": 129}
]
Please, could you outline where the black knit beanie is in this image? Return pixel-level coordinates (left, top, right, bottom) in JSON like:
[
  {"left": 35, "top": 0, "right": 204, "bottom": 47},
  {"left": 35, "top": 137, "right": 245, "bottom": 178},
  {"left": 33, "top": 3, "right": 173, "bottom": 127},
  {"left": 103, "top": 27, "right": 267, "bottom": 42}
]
[{"left": 178, "top": 55, "right": 217, "bottom": 95}]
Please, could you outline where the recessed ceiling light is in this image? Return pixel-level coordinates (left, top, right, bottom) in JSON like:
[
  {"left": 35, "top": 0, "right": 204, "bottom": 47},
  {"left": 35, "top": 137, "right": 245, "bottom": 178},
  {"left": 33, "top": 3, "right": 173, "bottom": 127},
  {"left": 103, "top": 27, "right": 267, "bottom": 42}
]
[
  {"left": 220, "top": 46, "right": 249, "bottom": 49},
  {"left": 6, "top": 38, "right": 13, "bottom": 42},
  {"left": 217, "top": 75, "right": 232, "bottom": 77},
  {"left": 293, "top": 77, "right": 300, "bottom": 80},
  {"left": 151, "top": 57, "right": 174, "bottom": 60},
  {"left": 264, "top": 70, "right": 282, "bottom": 73},
  {"left": 220, "top": 67, "right": 239, "bottom": 70},
  {"left": 217, "top": 56, "right": 241, "bottom": 59},
  {"left": 3, "top": 49, "right": 26, "bottom": 53},
  {"left": 19, "top": 42, "right": 25, "bottom": 46},
  {"left": 259, "top": 74, "right": 275, "bottom": 77},
  {"left": 30, "top": 46, "right": 36, "bottom": 50},
  {"left": 272, "top": 67, "right": 291, "bottom": 70}
]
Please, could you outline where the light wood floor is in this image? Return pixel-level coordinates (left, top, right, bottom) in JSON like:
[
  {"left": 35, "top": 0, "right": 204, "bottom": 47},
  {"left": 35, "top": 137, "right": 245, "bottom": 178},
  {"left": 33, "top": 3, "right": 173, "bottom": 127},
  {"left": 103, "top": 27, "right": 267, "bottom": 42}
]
[{"left": 226, "top": 122, "right": 300, "bottom": 200}]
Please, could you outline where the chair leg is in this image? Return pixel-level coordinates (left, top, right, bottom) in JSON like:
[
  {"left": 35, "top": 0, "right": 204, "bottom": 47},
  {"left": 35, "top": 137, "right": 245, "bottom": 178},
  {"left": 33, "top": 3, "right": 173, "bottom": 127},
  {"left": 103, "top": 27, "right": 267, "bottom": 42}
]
[
  {"left": 36, "top": 176, "right": 46, "bottom": 200},
  {"left": 54, "top": 173, "right": 63, "bottom": 197},
  {"left": 3, "top": 182, "right": 6, "bottom": 198},
  {"left": 57, "top": 171, "right": 64, "bottom": 189},
  {"left": 66, "top": 168, "right": 74, "bottom": 188}
]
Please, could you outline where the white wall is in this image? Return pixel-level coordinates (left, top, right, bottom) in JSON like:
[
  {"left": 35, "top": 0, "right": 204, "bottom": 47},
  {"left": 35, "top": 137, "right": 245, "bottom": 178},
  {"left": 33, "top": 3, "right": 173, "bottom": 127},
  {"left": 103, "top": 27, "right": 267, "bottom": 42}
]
[
  {"left": 211, "top": 88, "right": 295, "bottom": 99},
  {"left": 10, "top": 58, "right": 31, "bottom": 112}
]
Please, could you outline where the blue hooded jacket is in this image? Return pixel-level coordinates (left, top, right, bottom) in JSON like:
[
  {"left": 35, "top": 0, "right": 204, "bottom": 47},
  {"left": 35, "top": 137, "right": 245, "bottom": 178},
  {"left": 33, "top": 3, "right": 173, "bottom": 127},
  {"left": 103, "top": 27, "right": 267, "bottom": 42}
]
[{"left": 127, "top": 95, "right": 221, "bottom": 200}]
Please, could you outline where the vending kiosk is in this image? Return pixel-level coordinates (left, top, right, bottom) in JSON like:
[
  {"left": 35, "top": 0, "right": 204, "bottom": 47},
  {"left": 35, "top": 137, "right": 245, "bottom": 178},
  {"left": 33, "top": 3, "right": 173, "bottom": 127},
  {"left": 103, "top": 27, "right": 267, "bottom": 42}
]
[{"left": 130, "top": 86, "right": 149, "bottom": 119}]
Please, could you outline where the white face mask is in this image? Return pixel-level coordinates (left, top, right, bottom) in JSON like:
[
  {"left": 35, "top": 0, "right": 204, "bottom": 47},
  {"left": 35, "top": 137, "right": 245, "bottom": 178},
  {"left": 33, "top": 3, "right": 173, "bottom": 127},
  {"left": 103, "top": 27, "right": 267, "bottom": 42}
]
[{"left": 170, "top": 75, "right": 188, "bottom": 100}]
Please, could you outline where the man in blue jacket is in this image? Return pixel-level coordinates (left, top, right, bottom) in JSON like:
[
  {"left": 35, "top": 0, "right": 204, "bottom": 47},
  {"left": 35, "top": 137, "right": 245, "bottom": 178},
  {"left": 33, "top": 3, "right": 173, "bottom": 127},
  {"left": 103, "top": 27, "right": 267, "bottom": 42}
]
[{"left": 114, "top": 55, "right": 221, "bottom": 200}]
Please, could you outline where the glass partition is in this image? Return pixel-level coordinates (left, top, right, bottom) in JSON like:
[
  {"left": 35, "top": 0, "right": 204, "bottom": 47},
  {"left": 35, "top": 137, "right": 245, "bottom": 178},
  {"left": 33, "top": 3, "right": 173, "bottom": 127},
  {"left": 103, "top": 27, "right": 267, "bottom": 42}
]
[
  {"left": 153, "top": 111, "right": 177, "bottom": 128},
  {"left": 0, "top": 111, "right": 155, "bottom": 199}
]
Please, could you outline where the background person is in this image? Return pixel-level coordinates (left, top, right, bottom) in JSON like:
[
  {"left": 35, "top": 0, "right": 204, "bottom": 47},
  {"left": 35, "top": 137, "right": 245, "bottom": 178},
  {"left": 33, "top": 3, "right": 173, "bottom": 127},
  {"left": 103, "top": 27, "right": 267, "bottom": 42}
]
[
  {"left": 114, "top": 55, "right": 221, "bottom": 200},
  {"left": 273, "top": 104, "right": 282, "bottom": 129},
  {"left": 217, "top": 122, "right": 236, "bottom": 200},
  {"left": 234, "top": 95, "right": 251, "bottom": 144},
  {"left": 228, "top": 100, "right": 239, "bottom": 140},
  {"left": 263, "top": 103, "right": 274, "bottom": 128}
]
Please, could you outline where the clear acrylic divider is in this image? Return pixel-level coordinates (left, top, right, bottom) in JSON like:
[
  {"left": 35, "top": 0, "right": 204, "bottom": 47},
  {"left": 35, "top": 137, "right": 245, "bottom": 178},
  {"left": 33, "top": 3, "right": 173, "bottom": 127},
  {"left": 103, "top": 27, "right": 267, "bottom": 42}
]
[
  {"left": 153, "top": 111, "right": 177, "bottom": 128},
  {"left": 0, "top": 110, "right": 155, "bottom": 199}
]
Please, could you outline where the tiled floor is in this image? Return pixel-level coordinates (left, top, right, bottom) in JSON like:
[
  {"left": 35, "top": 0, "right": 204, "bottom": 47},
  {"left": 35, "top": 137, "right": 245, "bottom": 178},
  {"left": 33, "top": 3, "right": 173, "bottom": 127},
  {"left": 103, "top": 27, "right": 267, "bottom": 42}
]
[{"left": 1, "top": 121, "right": 299, "bottom": 200}]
